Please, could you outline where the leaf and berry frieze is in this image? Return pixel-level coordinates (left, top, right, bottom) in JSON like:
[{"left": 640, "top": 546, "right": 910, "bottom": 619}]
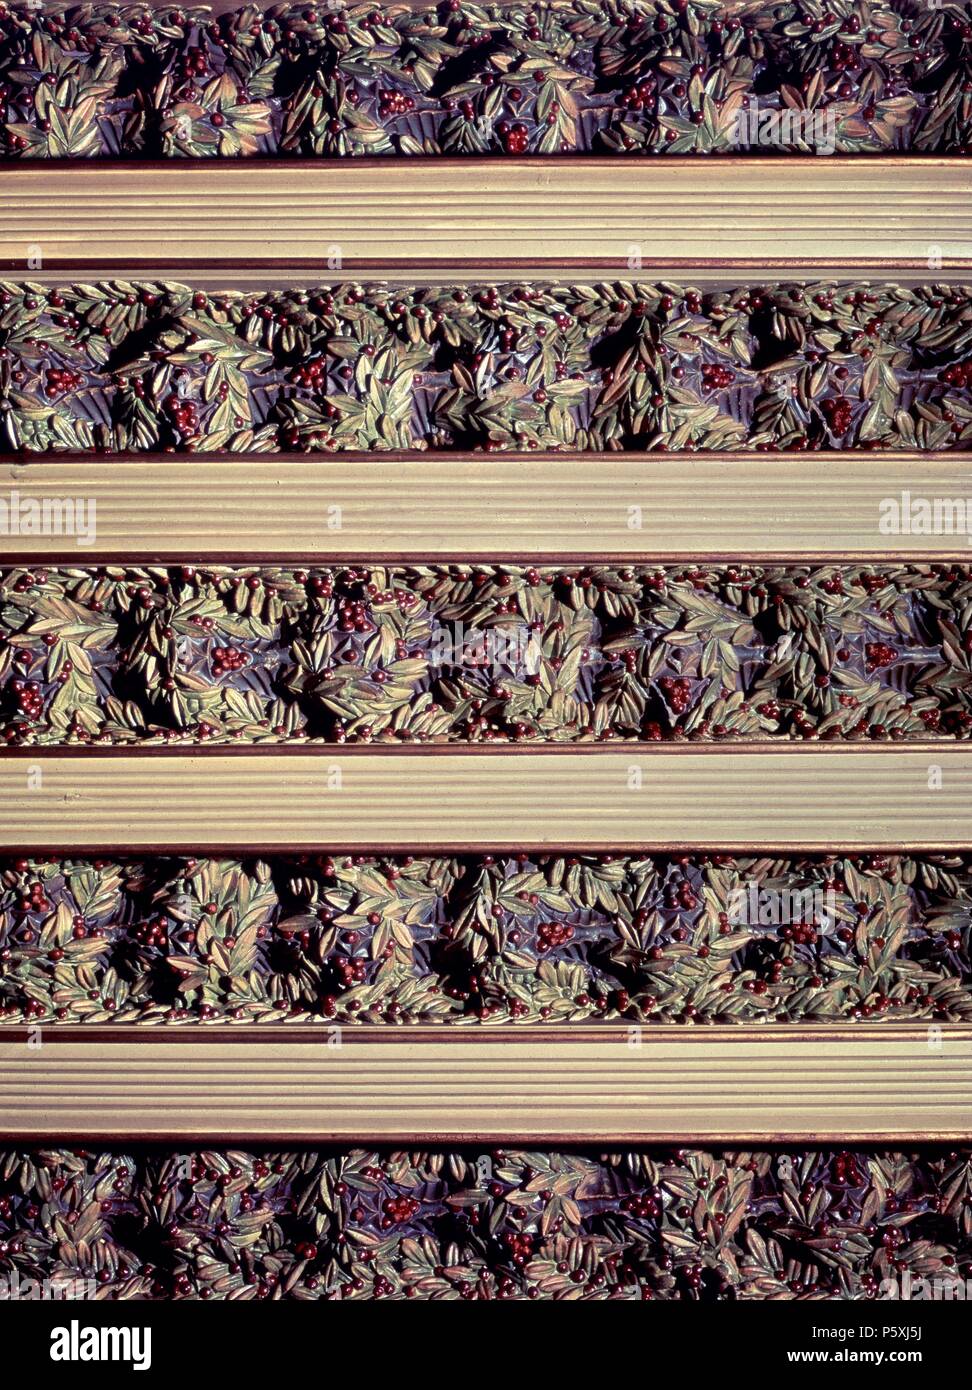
[
  {"left": 0, "top": 1146, "right": 968, "bottom": 1299},
  {"left": 1, "top": 1, "right": 971, "bottom": 158},
  {"left": 1, "top": 279, "right": 971, "bottom": 454},
  {"left": 3, "top": 564, "right": 972, "bottom": 745},
  {"left": 1, "top": 851, "right": 969, "bottom": 1024}
]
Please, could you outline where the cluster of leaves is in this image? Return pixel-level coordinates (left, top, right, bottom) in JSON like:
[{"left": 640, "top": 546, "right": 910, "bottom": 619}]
[
  {"left": 1, "top": 851, "right": 969, "bottom": 1024},
  {"left": 0, "top": 1145, "right": 968, "bottom": 1299},
  {"left": 2, "top": 2, "right": 972, "bottom": 158},
  {"left": 2, "top": 278, "right": 971, "bottom": 454},
  {"left": 3, "top": 563, "right": 972, "bottom": 745}
]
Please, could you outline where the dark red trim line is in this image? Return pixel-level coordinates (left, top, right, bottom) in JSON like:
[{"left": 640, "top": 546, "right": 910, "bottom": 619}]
[
  {"left": 0, "top": 740, "right": 962, "bottom": 756},
  {"left": 11, "top": 154, "right": 972, "bottom": 171},
  {"left": 4, "top": 552, "right": 972, "bottom": 566},
  {"left": 3, "top": 448, "right": 967, "bottom": 466},
  {"left": 2, "top": 1131, "right": 964, "bottom": 1146},
  {"left": 0, "top": 844, "right": 967, "bottom": 857},
  {"left": 1, "top": 1023, "right": 941, "bottom": 1045}
]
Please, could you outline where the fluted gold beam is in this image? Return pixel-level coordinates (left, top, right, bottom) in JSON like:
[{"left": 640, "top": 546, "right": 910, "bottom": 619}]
[
  {"left": 2, "top": 159, "right": 968, "bottom": 272},
  {"left": 0, "top": 1026, "right": 967, "bottom": 1141},
  {"left": 2, "top": 451, "right": 970, "bottom": 559},
  {"left": 0, "top": 748, "right": 966, "bottom": 852}
]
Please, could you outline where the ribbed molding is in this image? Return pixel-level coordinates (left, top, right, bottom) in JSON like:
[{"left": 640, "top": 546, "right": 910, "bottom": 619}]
[
  {"left": 4, "top": 452, "right": 970, "bottom": 560},
  {"left": 0, "top": 749, "right": 965, "bottom": 851},
  {"left": 1, "top": 1027, "right": 967, "bottom": 1141},
  {"left": 2, "top": 160, "right": 968, "bottom": 271}
]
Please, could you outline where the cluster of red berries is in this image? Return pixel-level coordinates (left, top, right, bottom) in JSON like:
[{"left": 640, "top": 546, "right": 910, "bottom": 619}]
[
  {"left": 210, "top": 645, "right": 248, "bottom": 677},
  {"left": 495, "top": 120, "right": 529, "bottom": 152},
  {"left": 659, "top": 675, "right": 692, "bottom": 713},
  {"left": 700, "top": 362, "right": 735, "bottom": 391},
  {"left": 501, "top": 1230, "right": 535, "bottom": 1267},
  {"left": 9, "top": 679, "right": 43, "bottom": 721},
  {"left": 828, "top": 40, "right": 862, "bottom": 73},
  {"left": 43, "top": 366, "right": 84, "bottom": 398},
  {"left": 133, "top": 918, "right": 169, "bottom": 949},
  {"left": 939, "top": 361, "right": 972, "bottom": 390},
  {"left": 444, "top": 969, "right": 487, "bottom": 1004},
  {"left": 880, "top": 1224, "right": 907, "bottom": 1253},
  {"left": 449, "top": 97, "right": 477, "bottom": 121},
  {"left": 864, "top": 641, "right": 898, "bottom": 671},
  {"left": 16, "top": 879, "right": 50, "bottom": 915},
  {"left": 779, "top": 921, "right": 818, "bottom": 945},
  {"left": 830, "top": 1152, "right": 865, "bottom": 1187},
  {"left": 821, "top": 395, "right": 853, "bottom": 435},
  {"left": 307, "top": 573, "right": 334, "bottom": 598},
  {"left": 377, "top": 86, "right": 415, "bottom": 118},
  {"left": 336, "top": 597, "right": 375, "bottom": 634},
  {"left": 536, "top": 920, "right": 574, "bottom": 951},
  {"left": 621, "top": 77, "right": 655, "bottom": 111},
  {"left": 162, "top": 393, "right": 199, "bottom": 436},
  {"left": 332, "top": 956, "right": 367, "bottom": 988},
  {"left": 620, "top": 1190, "right": 661, "bottom": 1220},
  {"left": 856, "top": 572, "right": 891, "bottom": 596},
  {"left": 381, "top": 1194, "right": 420, "bottom": 1226},
  {"left": 288, "top": 356, "right": 328, "bottom": 389},
  {"left": 661, "top": 876, "right": 698, "bottom": 912},
  {"left": 176, "top": 45, "right": 209, "bottom": 80}
]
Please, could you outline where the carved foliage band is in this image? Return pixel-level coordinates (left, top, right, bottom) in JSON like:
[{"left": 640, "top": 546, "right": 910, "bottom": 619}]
[{"left": 2, "top": 1, "right": 971, "bottom": 160}]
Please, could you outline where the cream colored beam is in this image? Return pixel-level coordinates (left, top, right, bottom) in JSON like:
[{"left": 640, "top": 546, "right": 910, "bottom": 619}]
[
  {"left": 1, "top": 160, "right": 969, "bottom": 271},
  {"left": 2, "top": 452, "right": 970, "bottom": 559},
  {"left": 0, "top": 1028, "right": 967, "bottom": 1141},
  {"left": 0, "top": 749, "right": 966, "bottom": 851}
]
